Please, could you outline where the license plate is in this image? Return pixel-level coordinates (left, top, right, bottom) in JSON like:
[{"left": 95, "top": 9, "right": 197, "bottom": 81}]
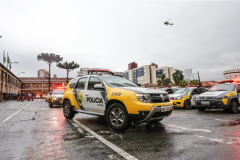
[
  {"left": 201, "top": 101, "right": 210, "bottom": 105},
  {"left": 161, "top": 105, "right": 171, "bottom": 112}
]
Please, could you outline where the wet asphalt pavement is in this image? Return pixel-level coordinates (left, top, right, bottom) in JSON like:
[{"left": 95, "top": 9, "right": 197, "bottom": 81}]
[{"left": 0, "top": 99, "right": 240, "bottom": 160}]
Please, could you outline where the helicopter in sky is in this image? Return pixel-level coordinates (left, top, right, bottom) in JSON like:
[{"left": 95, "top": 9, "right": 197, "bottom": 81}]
[{"left": 164, "top": 18, "right": 173, "bottom": 26}]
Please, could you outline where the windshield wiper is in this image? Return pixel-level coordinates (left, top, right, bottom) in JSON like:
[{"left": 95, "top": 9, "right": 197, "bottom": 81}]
[
  {"left": 110, "top": 83, "right": 125, "bottom": 87},
  {"left": 123, "top": 83, "right": 136, "bottom": 87}
]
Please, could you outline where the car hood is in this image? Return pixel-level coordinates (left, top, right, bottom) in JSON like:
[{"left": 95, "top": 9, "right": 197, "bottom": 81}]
[
  {"left": 168, "top": 94, "right": 184, "bottom": 98},
  {"left": 52, "top": 94, "right": 64, "bottom": 98},
  {"left": 119, "top": 87, "right": 167, "bottom": 94},
  {"left": 199, "top": 91, "right": 229, "bottom": 97}
]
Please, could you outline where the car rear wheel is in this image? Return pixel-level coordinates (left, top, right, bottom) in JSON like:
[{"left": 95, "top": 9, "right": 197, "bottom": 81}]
[
  {"left": 230, "top": 100, "right": 239, "bottom": 114},
  {"left": 106, "top": 103, "right": 132, "bottom": 131},
  {"left": 63, "top": 101, "right": 75, "bottom": 119},
  {"left": 184, "top": 100, "right": 191, "bottom": 110}
]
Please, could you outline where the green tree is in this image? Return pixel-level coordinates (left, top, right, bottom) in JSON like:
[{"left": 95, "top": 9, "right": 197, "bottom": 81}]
[
  {"left": 157, "top": 73, "right": 166, "bottom": 87},
  {"left": 172, "top": 69, "right": 184, "bottom": 85},
  {"left": 37, "top": 53, "right": 63, "bottom": 92},
  {"left": 189, "top": 79, "right": 199, "bottom": 85},
  {"left": 163, "top": 78, "right": 172, "bottom": 86},
  {"left": 57, "top": 61, "right": 79, "bottom": 84},
  {"left": 179, "top": 80, "right": 189, "bottom": 87}
]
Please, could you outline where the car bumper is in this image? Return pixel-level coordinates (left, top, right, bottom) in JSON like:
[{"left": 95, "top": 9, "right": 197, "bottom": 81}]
[
  {"left": 196, "top": 100, "right": 227, "bottom": 109},
  {"left": 129, "top": 105, "right": 173, "bottom": 123},
  {"left": 171, "top": 99, "right": 184, "bottom": 107}
]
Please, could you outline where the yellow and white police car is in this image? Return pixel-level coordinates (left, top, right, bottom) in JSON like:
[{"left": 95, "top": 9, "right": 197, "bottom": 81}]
[
  {"left": 49, "top": 87, "right": 65, "bottom": 108},
  {"left": 196, "top": 80, "right": 240, "bottom": 113},
  {"left": 62, "top": 70, "right": 173, "bottom": 131},
  {"left": 169, "top": 87, "right": 207, "bottom": 109}
]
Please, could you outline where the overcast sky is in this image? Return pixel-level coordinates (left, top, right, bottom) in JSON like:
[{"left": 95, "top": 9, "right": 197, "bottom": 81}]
[{"left": 0, "top": 0, "right": 240, "bottom": 81}]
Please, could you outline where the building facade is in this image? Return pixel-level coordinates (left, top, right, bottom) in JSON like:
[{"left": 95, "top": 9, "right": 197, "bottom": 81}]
[
  {"left": 20, "top": 69, "right": 70, "bottom": 97},
  {"left": 184, "top": 68, "right": 198, "bottom": 81},
  {"left": 123, "top": 62, "right": 174, "bottom": 86},
  {"left": 0, "top": 63, "right": 21, "bottom": 101}
]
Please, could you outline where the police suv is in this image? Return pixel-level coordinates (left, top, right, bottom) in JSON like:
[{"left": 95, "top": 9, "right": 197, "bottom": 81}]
[
  {"left": 62, "top": 70, "right": 173, "bottom": 131},
  {"left": 49, "top": 87, "right": 65, "bottom": 108},
  {"left": 196, "top": 80, "right": 240, "bottom": 113},
  {"left": 169, "top": 87, "right": 207, "bottom": 109}
]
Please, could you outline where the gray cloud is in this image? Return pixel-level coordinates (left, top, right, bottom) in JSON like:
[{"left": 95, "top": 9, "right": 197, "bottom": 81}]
[{"left": 0, "top": 0, "right": 240, "bottom": 81}]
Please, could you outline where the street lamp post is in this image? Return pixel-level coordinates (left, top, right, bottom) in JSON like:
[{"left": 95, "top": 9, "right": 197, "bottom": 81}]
[
  {"left": 7, "top": 62, "right": 19, "bottom": 69},
  {"left": 16, "top": 72, "right": 25, "bottom": 76}
]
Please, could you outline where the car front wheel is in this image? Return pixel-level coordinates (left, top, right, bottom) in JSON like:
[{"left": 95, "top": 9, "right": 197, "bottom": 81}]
[
  {"left": 63, "top": 101, "right": 75, "bottom": 119},
  {"left": 230, "top": 100, "right": 239, "bottom": 114},
  {"left": 106, "top": 103, "right": 132, "bottom": 131}
]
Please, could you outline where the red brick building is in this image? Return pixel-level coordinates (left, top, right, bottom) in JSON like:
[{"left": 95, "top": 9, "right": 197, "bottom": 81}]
[{"left": 20, "top": 69, "right": 71, "bottom": 97}]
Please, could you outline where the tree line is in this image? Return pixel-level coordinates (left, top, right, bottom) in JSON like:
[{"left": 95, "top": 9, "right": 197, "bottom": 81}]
[
  {"left": 157, "top": 69, "right": 202, "bottom": 87},
  {"left": 37, "top": 53, "right": 79, "bottom": 92}
]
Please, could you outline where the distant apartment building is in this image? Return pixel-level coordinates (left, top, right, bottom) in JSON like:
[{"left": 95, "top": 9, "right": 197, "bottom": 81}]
[
  {"left": 0, "top": 63, "right": 21, "bottom": 101},
  {"left": 123, "top": 62, "right": 174, "bottom": 86},
  {"left": 223, "top": 69, "right": 240, "bottom": 80},
  {"left": 184, "top": 68, "right": 198, "bottom": 81}
]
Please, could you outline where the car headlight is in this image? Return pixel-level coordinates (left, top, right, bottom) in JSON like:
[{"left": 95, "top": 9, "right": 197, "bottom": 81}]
[
  {"left": 53, "top": 97, "right": 57, "bottom": 100},
  {"left": 196, "top": 96, "right": 199, "bottom": 100},
  {"left": 176, "top": 96, "right": 183, "bottom": 100},
  {"left": 136, "top": 93, "right": 152, "bottom": 103}
]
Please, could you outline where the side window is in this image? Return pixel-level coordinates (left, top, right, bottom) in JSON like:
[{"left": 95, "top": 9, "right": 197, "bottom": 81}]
[
  {"left": 87, "top": 77, "right": 102, "bottom": 90},
  {"left": 76, "top": 77, "right": 87, "bottom": 90},
  {"left": 69, "top": 79, "right": 77, "bottom": 88}
]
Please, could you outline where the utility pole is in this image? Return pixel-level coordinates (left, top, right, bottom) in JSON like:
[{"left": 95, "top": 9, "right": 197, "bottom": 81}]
[{"left": 197, "top": 71, "right": 201, "bottom": 86}]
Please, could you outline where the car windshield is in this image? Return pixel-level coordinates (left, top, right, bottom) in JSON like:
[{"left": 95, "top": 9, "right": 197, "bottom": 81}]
[
  {"left": 209, "top": 84, "right": 235, "bottom": 91},
  {"left": 52, "top": 89, "right": 65, "bottom": 94},
  {"left": 101, "top": 76, "right": 138, "bottom": 87},
  {"left": 174, "top": 88, "right": 192, "bottom": 94}
]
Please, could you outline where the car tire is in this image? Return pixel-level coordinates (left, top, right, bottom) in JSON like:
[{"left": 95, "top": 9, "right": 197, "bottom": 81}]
[
  {"left": 63, "top": 101, "right": 75, "bottom": 119},
  {"left": 106, "top": 103, "right": 132, "bottom": 131},
  {"left": 184, "top": 100, "right": 191, "bottom": 110},
  {"left": 49, "top": 101, "right": 53, "bottom": 108},
  {"left": 230, "top": 100, "right": 239, "bottom": 114},
  {"left": 198, "top": 107, "right": 206, "bottom": 111}
]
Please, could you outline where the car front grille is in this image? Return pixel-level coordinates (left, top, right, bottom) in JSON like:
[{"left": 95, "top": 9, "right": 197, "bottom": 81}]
[
  {"left": 150, "top": 94, "right": 170, "bottom": 103},
  {"left": 199, "top": 97, "right": 216, "bottom": 100}
]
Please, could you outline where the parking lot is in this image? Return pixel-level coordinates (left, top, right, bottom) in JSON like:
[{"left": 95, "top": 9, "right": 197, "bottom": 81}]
[{"left": 0, "top": 99, "right": 240, "bottom": 160}]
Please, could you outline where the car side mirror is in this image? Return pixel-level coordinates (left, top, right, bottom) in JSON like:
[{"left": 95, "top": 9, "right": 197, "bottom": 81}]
[
  {"left": 237, "top": 89, "right": 240, "bottom": 93},
  {"left": 94, "top": 84, "right": 104, "bottom": 90}
]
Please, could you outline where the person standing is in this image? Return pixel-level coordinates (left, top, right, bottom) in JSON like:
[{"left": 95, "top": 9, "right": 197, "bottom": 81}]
[{"left": 17, "top": 92, "right": 20, "bottom": 101}]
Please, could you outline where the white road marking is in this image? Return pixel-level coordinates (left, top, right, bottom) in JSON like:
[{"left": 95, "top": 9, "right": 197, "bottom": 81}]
[
  {"left": 0, "top": 103, "right": 32, "bottom": 126},
  {"left": 73, "top": 119, "right": 138, "bottom": 160},
  {"left": 196, "top": 135, "right": 233, "bottom": 145},
  {"left": 165, "top": 124, "right": 212, "bottom": 133},
  {"left": 215, "top": 119, "right": 229, "bottom": 122}
]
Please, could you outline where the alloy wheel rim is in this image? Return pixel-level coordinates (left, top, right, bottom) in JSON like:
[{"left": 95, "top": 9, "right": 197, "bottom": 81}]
[
  {"left": 109, "top": 108, "right": 125, "bottom": 127},
  {"left": 64, "top": 104, "right": 70, "bottom": 117}
]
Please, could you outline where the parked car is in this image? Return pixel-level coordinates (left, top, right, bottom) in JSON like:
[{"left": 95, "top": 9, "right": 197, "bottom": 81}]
[
  {"left": 169, "top": 87, "right": 207, "bottom": 109},
  {"left": 159, "top": 87, "right": 179, "bottom": 94},
  {"left": 62, "top": 70, "right": 173, "bottom": 131}
]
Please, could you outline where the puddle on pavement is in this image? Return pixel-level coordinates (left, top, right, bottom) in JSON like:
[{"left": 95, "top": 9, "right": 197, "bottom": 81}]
[{"left": 63, "top": 132, "right": 82, "bottom": 141}]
